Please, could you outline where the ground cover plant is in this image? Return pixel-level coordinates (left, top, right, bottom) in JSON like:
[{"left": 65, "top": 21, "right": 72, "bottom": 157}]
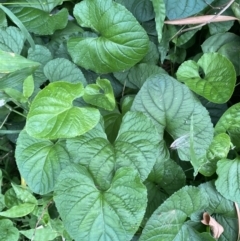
[{"left": 0, "top": 0, "right": 240, "bottom": 240}]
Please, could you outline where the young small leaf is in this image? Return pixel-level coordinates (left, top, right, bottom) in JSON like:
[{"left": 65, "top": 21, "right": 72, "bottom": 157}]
[
  {"left": 23, "top": 75, "right": 34, "bottom": 99},
  {"left": 83, "top": 78, "right": 116, "bottom": 111}
]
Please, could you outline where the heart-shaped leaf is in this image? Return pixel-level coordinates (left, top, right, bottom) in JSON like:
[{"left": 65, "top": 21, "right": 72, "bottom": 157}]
[
  {"left": 26, "top": 81, "right": 100, "bottom": 139},
  {"left": 67, "top": 111, "right": 160, "bottom": 189},
  {"left": 54, "top": 165, "right": 147, "bottom": 241},
  {"left": 68, "top": 0, "right": 149, "bottom": 73},
  {"left": 83, "top": 78, "right": 116, "bottom": 111},
  {"left": 131, "top": 73, "right": 213, "bottom": 162},
  {"left": 15, "top": 131, "right": 71, "bottom": 194},
  {"left": 176, "top": 53, "right": 236, "bottom": 103}
]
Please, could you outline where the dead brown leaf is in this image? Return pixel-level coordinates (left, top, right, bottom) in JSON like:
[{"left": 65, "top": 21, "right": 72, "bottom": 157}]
[
  {"left": 164, "top": 15, "right": 238, "bottom": 25},
  {"left": 201, "top": 212, "right": 224, "bottom": 239}
]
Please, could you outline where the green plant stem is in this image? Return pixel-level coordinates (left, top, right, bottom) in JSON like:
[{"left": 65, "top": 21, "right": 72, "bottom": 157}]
[{"left": 5, "top": 104, "right": 26, "bottom": 118}]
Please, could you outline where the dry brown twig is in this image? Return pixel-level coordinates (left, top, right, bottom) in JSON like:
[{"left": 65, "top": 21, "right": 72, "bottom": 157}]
[
  {"left": 31, "top": 201, "right": 53, "bottom": 241},
  {"left": 165, "top": 0, "right": 235, "bottom": 40}
]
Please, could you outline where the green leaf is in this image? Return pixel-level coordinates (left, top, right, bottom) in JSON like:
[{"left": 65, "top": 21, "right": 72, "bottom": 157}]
[
  {"left": 149, "top": 156, "right": 186, "bottom": 196},
  {"left": 23, "top": 75, "right": 34, "bottom": 98},
  {"left": 4, "top": 88, "right": 27, "bottom": 103},
  {"left": 0, "top": 27, "right": 24, "bottom": 53},
  {"left": 174, "top": 28, "right": 200, "bottom": 47},
  {"left": 11, "top": 0, "right": 64, "bottom": 11},
  {"left": 232, "top": 2, "right": 240, "bottom": 19},
  {"left": 15, "top": 130, "right": 71, "bottom": 194},
  {"left": 131, "top": 74, "right": 213, "bottom": 162},
  {"left": 26, "top": 81, "right": 100, "bottom": 139},
  {"left": 0, "top": 4, "right": 35, "bottom": 49},
  {"left": 0, "top": 49, "right": 40, "bottom": 89},
  {"left": 140, "top": 41, "right": 159, "bottom": 64},
  {"left": 176, "top": 53, "right": 236, "bottom": 104},
  {"left": 114, "top": 63, "right": 166, "bottom": 89},
  {"left": 67, "top": 120, "right": 115, "bottom": 190},
  {"left": 139, "top": 186, "right": 209, "bottom": 241},
  {"left": 103, "top": 111, "right": 123, "bottom": 143},
  {"left": 54, "top": 165, "right": 147, "bottom": 241},
  {"left": 9, "top": 1, "right": 68, "bottom": 35},
  {"left": 199, "top": 181, "right": 236, "bottom": 215},
  {"left": 165, "top": 0, "right": 214, "bottom": 19},
  {"left": 116, "top": 0, "right": 154, "bottom": 22},
  {"left": 145, "top": 151, "right": 186, "bottom": 218},
  {"left": 120, "top": 95, "right": 135, "bottom": 116},
  {"left": 0, "top": 203, "right": 35, "bottom": 218},
  {"left": 43, "top": 58, "right": 87, "bottom": 86},
  {"left": 20, "top": 226, "right": 59, "bottom": 241},
  {"left": 114, "top": 112, "right": 160, "bottom": 179},
  {"left": 198, "top": 96, "right": 228, "bottom": 125},
  {"left": 218, "top": 40, "right": 240, "bottom": 76},
  {"left": 214, "top": 103, "right": 240, "bottom": 148},
  {"left": 152, "top": 0, "right": 166, "bottom": 43},
  {"left": 0, "top": 9, "right": 7, "bottom": 27},
  {"left": 28, "top": 45, "right": 53, "bottom": 88},
  {"left": 208, "top": 21, "right": 234, "bottom": 36},
  {"left": 215, "top": 103, "right": 240, "bottom": 134},
  {"left": 198, "top": 133, "right": 231, "bottom": 176},
  {"left": 215, "top": 157, "right": 240, "bottom": 203},
  {"left": 67, "top": 112, "right": 160, "bottom": 189},
  {"left": 83, "top": 78, "right": 116, "bottom": 111},
  {"left": 0, "top": 219, "right": 19, "bottom": 241},
  {"left": 201, "top": 32, "right": 240, "bottom": 53},
  {"left": 199, "top": 181, "right": 239, "bottom": 241},
  {"left": 68, "top": 0, "right": 149, "bottom": 73},
  {"left": 5, "top": 183, "right": 38, "bottom": 208}
]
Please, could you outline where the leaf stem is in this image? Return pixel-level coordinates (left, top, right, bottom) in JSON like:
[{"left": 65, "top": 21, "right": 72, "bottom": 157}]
[{"left": 5, "top": 104, "right": 27, "bottom": 118}]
